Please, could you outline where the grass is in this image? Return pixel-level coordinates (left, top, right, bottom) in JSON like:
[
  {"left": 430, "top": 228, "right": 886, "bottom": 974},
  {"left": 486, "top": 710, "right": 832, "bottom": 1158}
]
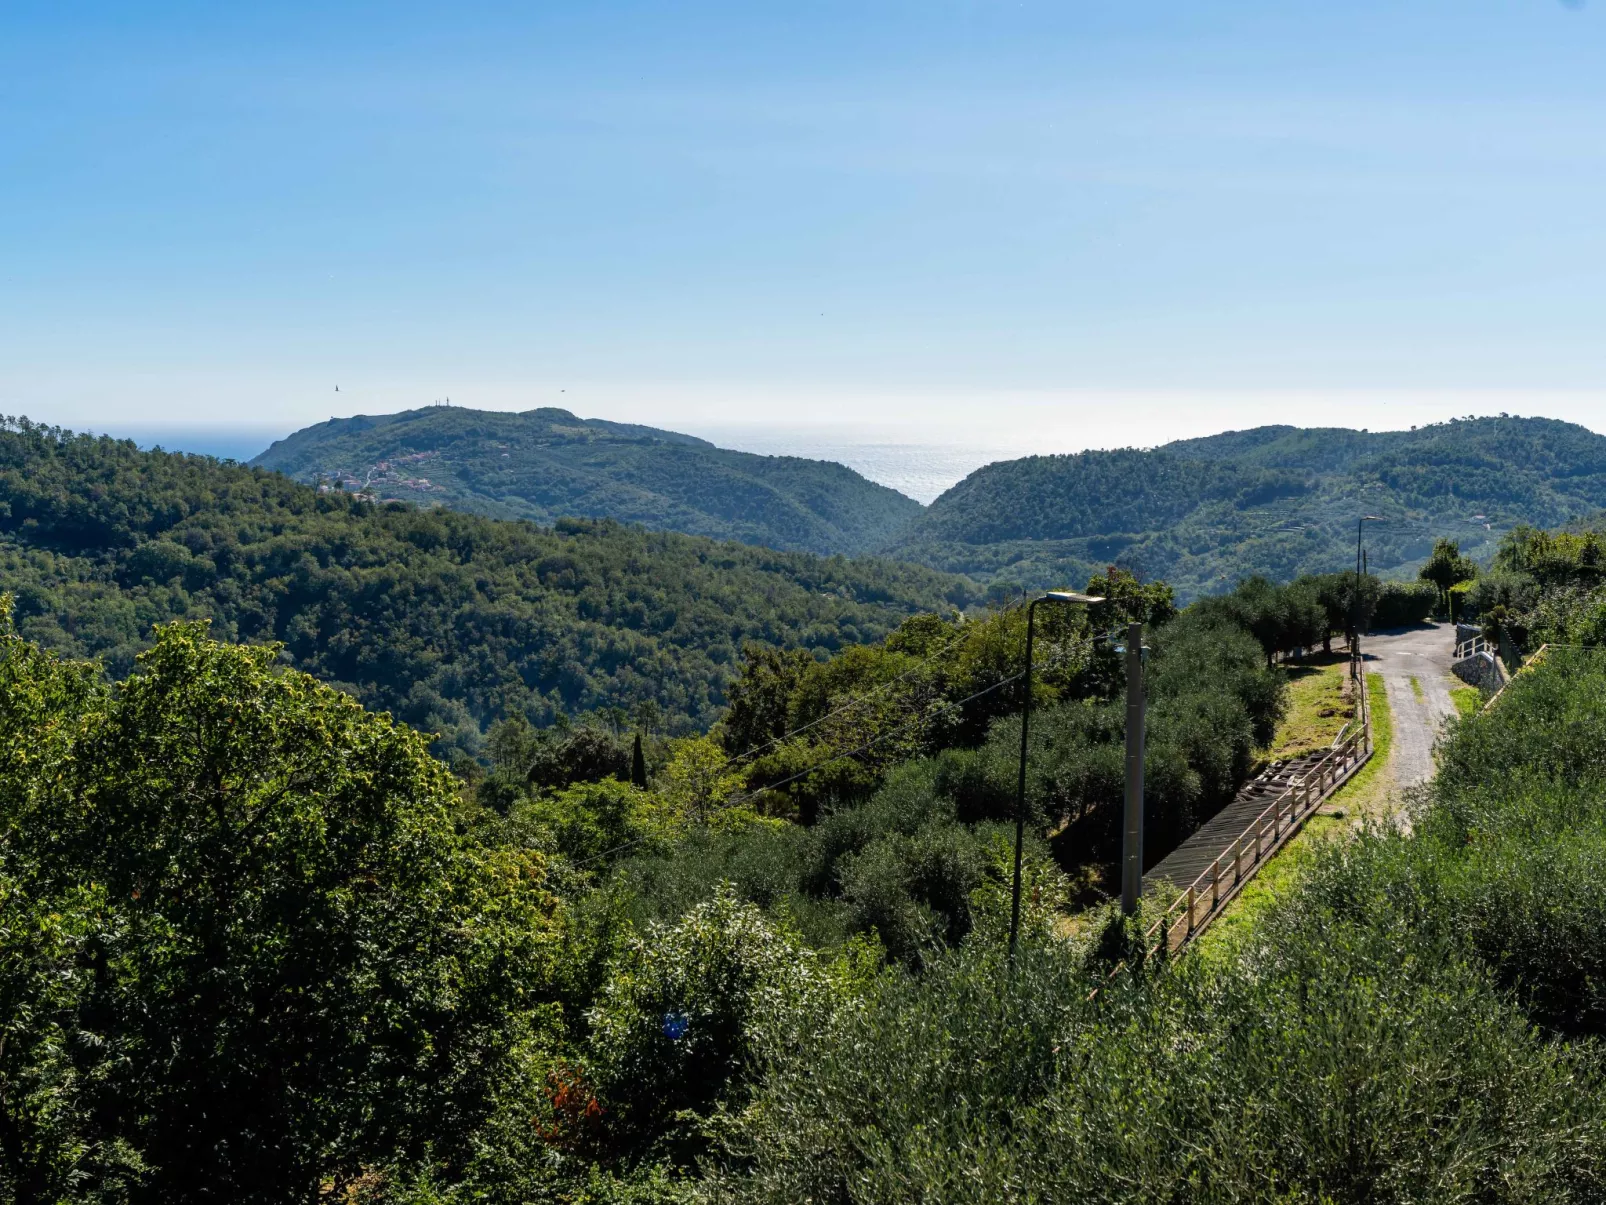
[
  {"left": 1334, "top": 670, "right": 1395, "bottom": 820},
  {"left": 1192, "top": 671, "right": 1393, "bottom": 961},
  {"left": 1410, "top": 675, "right": 1424, "bottom": 701},
  {"left": 1265, "top": 660, "right": 1351, "bottom": 761},
  {"left": 1451, "top": 685, "right": 1481, "bottom": 719}
]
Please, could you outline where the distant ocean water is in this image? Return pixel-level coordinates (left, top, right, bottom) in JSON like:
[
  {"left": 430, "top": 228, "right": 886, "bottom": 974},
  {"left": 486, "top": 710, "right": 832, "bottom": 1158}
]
[
  {"left": 693, "top": 428, "right": 1034, "bottom": 505},
  {"left": 103, "top": 424, "right": 1031, "bottom": 506},
  {"left": 94, "top": 427, "right": 284, "bottom": 465}
]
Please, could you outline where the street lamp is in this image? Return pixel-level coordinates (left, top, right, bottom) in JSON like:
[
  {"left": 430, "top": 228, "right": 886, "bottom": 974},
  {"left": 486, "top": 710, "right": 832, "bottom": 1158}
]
[
  {"left": 1011, "top": 590, "right": 1103, "bottom": 961},
  {"left": 1354, "top": 516, "right": 1384, "bottom": 655}
]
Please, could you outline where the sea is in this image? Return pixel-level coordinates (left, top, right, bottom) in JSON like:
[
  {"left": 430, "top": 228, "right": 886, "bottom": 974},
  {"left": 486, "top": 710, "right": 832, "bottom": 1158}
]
[
  {"left": 686, "top": 427, "right": 1043, "bottom": 504},
  {"left": 110, "top": 424, "right": 1037, "bottom": 505}
]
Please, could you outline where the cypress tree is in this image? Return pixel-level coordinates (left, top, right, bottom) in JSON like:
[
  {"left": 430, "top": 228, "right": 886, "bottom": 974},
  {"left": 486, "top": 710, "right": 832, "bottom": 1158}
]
[{"left": 631, "top": 732, "right": 648, "bottom": 789}]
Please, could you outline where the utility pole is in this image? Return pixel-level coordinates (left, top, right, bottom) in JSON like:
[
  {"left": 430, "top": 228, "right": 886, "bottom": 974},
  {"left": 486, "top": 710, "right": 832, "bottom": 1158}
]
[{"left": 1121, "top": 621, "right": 1146, "bottom": 916}]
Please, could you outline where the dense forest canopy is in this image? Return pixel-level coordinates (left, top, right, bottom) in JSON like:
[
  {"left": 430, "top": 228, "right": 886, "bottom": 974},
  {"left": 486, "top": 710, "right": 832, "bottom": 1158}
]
[
  {"left": 889, "top": 416, "right": 1606, "bottom": 598},
  {"left": 0, "top": 419, "right": 974, "bottom": 757},
  {"left": 8, "top": 562, "right": 1606, "bottom": 1199},
  {"left": 252, "top": 405, "right": 923, "bottom": 557}
]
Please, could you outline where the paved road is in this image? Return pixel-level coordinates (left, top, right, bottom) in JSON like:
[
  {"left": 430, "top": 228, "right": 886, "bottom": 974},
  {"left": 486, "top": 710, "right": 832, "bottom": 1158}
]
[{"left": 1359, "top": 622, "right": 1459, "bottom": 796}]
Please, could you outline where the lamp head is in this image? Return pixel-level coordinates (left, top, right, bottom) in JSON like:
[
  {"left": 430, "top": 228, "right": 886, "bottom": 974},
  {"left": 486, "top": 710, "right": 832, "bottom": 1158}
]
[{"left": 1044, "top": 591, "right": 1104, "bottom": 604}]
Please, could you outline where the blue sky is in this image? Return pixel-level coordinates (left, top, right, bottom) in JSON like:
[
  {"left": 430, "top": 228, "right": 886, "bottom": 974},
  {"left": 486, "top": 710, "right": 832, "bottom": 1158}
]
[{"left": 3, "top": 0, "right": 1605, "bottom": 453}]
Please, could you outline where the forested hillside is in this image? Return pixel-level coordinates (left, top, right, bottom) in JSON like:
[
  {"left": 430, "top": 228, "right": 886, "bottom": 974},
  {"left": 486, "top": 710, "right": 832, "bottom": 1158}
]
[
  {"left": 252, "top": 405, "right": 923, "bottom": 557},
  {"left": 889, "top": 416, "right": 1606, "bottom": 598},
  {"left": 1463, "top": 514, "right": 1606, "bottom": 652},
  {"left": 7, "top": 556, "right": 1606, "bottom": 1200},
  {"left": 0, "top": 419, "right": 973, "bottom": 755}
]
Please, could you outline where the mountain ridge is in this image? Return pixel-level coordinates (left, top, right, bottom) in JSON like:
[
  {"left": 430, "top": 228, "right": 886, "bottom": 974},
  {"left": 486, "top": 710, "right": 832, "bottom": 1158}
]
[
  {"left": 252, "top": 405, "right": 923, "bottom": 558},
  {"left": 887, "top": 416, "right": 1606, "bottom": 598}
]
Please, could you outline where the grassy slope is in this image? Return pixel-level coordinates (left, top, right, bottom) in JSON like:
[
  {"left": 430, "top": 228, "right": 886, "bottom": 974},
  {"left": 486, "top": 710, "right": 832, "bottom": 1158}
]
[
  {"left": 1193, "top": 669, "right": 1393, "bottom": 958},
  {"left": 1265, "top": 659, "right": 1350, "bottom": 761}
]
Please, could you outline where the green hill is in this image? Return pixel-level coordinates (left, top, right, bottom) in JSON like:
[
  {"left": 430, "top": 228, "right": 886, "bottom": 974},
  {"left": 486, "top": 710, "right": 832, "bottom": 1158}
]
[
  {"left": 0, "top": 418, "right": 974, "bottom": 756},
  {"left": 251, "top": 405, "right": 923, "bottom": 557},
  {"left": 887, "top": 416, "right": 1606, "bottom": 599}
]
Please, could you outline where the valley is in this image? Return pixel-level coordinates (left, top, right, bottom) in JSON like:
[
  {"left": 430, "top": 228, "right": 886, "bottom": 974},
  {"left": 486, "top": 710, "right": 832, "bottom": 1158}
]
[{"left": 5, "top": 410, "right": 1606, "bottom": 1202}]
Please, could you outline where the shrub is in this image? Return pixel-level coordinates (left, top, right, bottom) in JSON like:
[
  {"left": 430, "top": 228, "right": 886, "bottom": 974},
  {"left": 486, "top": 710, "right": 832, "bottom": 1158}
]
[
  {"left": 585, "top": 888, "right": 860, "bottom": 1163},
  {"left": 1372, "top": 580, "right": 1437, "bottom": 627},
  {"left": 839, "top": 822, "right": 997, "bottom": 960}
]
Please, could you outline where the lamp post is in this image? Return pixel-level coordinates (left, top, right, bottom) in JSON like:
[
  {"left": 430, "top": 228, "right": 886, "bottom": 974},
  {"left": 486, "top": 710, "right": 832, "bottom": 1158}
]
[
  {"left": 1354, "top": 516, "right": 1384, "bottom": 656},
  {"left": 1011, "top": 590, "right": 1103, "bottom": 962}
]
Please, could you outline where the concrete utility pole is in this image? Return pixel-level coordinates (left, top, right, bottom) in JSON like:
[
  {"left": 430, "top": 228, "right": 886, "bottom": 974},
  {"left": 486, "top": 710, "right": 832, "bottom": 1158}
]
[{"left": 1121, "top": 621, "right": 1146, "bottom": 916}]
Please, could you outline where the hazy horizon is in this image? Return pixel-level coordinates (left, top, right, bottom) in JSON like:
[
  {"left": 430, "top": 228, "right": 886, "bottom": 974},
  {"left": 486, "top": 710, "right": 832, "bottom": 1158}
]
[
  {"left": 54, "top": 397, "right": 1606, "bottom": 506},
  {"left": 7, "top": 2, "right": 1606, "bottom": 446}
]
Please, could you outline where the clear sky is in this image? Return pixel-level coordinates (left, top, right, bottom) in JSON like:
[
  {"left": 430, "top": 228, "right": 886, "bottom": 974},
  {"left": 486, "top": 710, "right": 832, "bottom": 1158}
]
[{"left": 4, "top": 0, "right": 1605, "bottom": 454}]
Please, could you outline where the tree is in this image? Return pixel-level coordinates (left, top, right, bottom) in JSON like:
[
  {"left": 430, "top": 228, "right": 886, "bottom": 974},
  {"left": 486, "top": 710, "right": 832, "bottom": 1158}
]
[
  {"left": 721, "top": 646, "right": 815, "bottom": 759},
  {"left": 0, "top": 618, "right": 564, "bottom": 1202},
  {"left": 1303, "top": 572, "right": 1380, "bottom": 653},
  {"left": 1085, "top": 566, "right": 1178, "bottom": 629},
  {"left": 1419, "top": 538, "right": 1477, "bottom": 612},
  {"left": 659, "top": 736, "right": 746, "bottom": 826},
  {"left": 631, "top": 733, "right": 649, "bottom": 789}
]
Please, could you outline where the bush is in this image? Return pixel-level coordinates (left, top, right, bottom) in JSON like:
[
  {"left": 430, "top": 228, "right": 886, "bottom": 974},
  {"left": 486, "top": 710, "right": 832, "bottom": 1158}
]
[
  {"left": 584, "top": 888, "right": 859, "bottom": 1163},
  {"left": 1372, "top": 580, "right": 1437, "bottom": 628},
  {"left": 838, "top": 822, "right": 997, "bottom": 960}
]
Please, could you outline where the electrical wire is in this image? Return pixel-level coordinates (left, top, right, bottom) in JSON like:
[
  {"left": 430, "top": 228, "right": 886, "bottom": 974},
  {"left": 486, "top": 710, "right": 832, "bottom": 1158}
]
[
  {"left": 722, "top": 668, "right": 1028, "bottom": 807},
  {"left": 569, "top": 667, "right": 1034, "bottom": 871},
  {"left": 718, "top": 594, "right": 1032, "bottom": 773}
]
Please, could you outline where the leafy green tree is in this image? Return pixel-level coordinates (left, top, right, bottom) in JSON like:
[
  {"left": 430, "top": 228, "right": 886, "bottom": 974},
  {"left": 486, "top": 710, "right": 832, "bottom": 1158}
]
[
  {"left": 1302, "top": 571, "right": 1379, "bottom": 653},
  {"left": 1419, "top": 537, "right": 1478, "bottom": 610},
  {"left": 1085, "top": 565, "right": 1178, "bottom": 629},
  {"left": 721, "top": 646, "right": 817, "bottom": 759},
  {"left": 0, "top": 617, "right": 565, "bottom": 1202},
  {"left": 658, "top": 736, "right": 747, "bottom": 826}
]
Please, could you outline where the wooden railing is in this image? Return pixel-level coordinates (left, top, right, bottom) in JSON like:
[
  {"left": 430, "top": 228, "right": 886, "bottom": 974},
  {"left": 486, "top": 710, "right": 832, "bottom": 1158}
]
[
  {"left": 1142, "top": 663, "right": 1372, "bottom": 959},
  {"left": 1454, "top": 634, "right": 1492, "bottom": 660}
]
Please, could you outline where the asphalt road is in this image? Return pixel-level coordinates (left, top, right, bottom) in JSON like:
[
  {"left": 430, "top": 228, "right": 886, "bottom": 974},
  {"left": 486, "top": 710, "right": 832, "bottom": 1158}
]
[{"left": 1359, "top": 622, "right": 1459, "bottom": 798}]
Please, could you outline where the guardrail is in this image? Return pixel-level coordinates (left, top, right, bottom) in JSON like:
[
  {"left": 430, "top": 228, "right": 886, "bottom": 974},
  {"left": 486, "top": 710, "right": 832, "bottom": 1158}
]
[
  {"left": 1143, "top": 660, "right": 1372, "bottom": 959},
  {"left": 1454, "top": 634, "right": 1492, "bottom": 660}
]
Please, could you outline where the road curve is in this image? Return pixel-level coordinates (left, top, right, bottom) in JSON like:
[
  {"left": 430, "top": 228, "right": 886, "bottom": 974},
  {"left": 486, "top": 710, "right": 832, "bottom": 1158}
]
[{"left": 1359, "top": 622, "right": 1459, "bottom": 798}]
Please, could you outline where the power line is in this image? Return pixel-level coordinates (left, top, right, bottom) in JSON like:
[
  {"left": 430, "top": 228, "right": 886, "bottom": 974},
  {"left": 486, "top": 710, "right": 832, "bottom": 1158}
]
[
  {"left": 572, "top": 666, "right": 1035, "bottom": 871},
  {"left": 724, "top": 669, "right": 1029, "bottom": 808},
  {"left": 720, "top": 595, "right": 1032, "bottom": 773}
]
